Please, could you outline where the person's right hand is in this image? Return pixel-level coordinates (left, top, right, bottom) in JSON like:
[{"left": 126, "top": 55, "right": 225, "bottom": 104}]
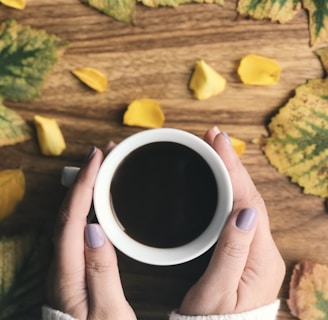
[{"left": 178, "top": 126, "right": 286, "bottom": 315}]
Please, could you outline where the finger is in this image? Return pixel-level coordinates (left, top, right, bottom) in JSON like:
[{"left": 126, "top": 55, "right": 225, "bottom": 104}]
[
  {"left": 199, "top": 208, "right": 258, "bottom": 297},
  {"left": 84, "top": 224, "right": 127, "bottom": 315},
  {"left": 104, "top": 140, "right": 116, "bottom": 156},
  {"left": 55, "top": 147, "right": 104, "bottom": 275}
]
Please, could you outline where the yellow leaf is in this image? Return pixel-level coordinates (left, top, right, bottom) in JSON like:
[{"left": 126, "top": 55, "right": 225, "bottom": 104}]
[
  {"left": 72, "top": 67, "right": 108, "bottom": 92},
  {"left": 34, "top": 115, "right": 66, "bottom": 156},
  {"left": 230, "top": 136, "right": 246, "bottom": 156},
  {"left": 189, "top": 60, "right": 226, "bottom": 100},
  {"left": 0, "top": 170, "right": 25, "bottom": 221},
  {"left": 238, "top": 54, "right": 281, "bottom": 85},
  {"left": 123, "top": 99, "right": 165, "bottom": 128},
  {"left": 0, "top": 0, "right": 26, "bottom": 9}
]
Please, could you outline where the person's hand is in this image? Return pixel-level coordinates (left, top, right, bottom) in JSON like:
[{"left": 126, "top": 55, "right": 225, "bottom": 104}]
[
  {"left": 46, "top": 146, "right": 136, "bottom": 320},
  {"left": 178, "top": 127, "right": 286, "bottom": 315}
]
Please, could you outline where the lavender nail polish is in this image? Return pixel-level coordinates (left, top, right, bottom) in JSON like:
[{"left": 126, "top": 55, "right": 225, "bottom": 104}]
[
  {"left": 85, "top": 146, "right": 96, "bottom": 163},
  {"left": 222, "top": 131, "right": 232, "bottom": 146},
  {"left": 85, "top": 224, "right": 105, "bottom": 248},
  {"left": 236, "top": 208, "right": 257, "bottom": 231}
]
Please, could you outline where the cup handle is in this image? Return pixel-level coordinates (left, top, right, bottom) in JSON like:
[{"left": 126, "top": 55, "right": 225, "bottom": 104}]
[{"left": 61, "top": 166, "right": 80, "bottom": 187}]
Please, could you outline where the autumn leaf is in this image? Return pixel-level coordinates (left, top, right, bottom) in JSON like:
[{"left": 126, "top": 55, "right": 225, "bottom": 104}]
[
  {"left": 288, "top": 260, "right": 328, "bottom": 320},
  {"left": 72, "top": 67, "right": 108, "bottom": 92},
  {"left": 123, "top": 99, "right": 165, "bottom": 128},
  {"left": 0, "top": 232, "right": 52, "bottom": 319},
  {"left": 80, "top": 0, "right": 136, "bottom": 23},
  {"left": 0, "top": 101, "right": 31, "bottom": 147},
  {"left": 0, "top": 0, "right": 26, "bottom": 10},
  {"left": 303, "top": 0, "right": 328, "bottom": 47},
  {"left": 140, "top": 0, "right": 223, "bottom": 8},
  {"left": 262, "top": 77, "right": 328, "bottom": 198},
  {"left": 237, "top": 0, "right": 301, "bottom": 24},
  {"left": 315, "top": 47, "right": 328, "bottom": 75},
  {"left": 0, "top": 169, "right": 25, "bottom": 221},
  {"left": 0, "top": 19, "right": 69, "bottom": 101}
]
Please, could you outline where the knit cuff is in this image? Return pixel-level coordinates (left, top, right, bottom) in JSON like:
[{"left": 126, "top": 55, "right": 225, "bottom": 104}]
[
  {"left": 169, "top": 300, "right": 280, "bottom": 320},
  {"left": 42, "top": 306, "right": 78, "bottom": 320}
]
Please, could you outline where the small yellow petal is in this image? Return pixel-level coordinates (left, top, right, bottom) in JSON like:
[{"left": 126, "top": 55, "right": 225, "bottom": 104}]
[
  {"left": 123, "top": 99, "right": 165, "bottom": 128},
  {"left": 238, "top": 54, "right": 281, "bottom": 85},
  {"left": 72, "top": 67, "right": 108, "bottom": 92},
  {"left": 230, "top": 136, "right": 246, "bottom": 156},
  {"left": 0, "top": 169, "right": 25, "bottom": 221},
  {"left": 189, "top": 60, "right": 226, "bottom": 100},
  {"left": 34, "top": 115, "right": 66, "bottom": 156},
  {"left": 0, "top": 0, "right": 26, "bottom": 9}
]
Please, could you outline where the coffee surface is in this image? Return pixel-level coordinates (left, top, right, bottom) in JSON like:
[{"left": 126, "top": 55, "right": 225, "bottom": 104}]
[{"left": 110, "top": 142, "right": 218, "bottom": 248}]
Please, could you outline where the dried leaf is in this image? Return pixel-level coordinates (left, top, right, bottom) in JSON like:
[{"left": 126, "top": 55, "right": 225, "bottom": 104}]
[
  {"left": 140, "top": 0, "right": 223, "bottom": 8},
  {"left": 230, "top": 136, "right": 246, "bottom": 156},
  {"left": 0, "top": 101, "right": 31, "bottom": 147},
  {"left": 288, "top": 260, "right": 328, "bottom": 320},
  {"left": 34, "top": 115, "right": 66, "bottom": 156},
  {"left": 80, "top": 0, "right": 136, "bottom": 23},
  {"left": 0, "top": 232, "right": 52, "bottom": 319},
  {"left": 237, "top": 0, "right": 301, "bottom": 24},
  {"left": 303, "top": 0, "right": 328, "bottom": 47},
  {"left": 315, "top": 47, "right": 328, "bottom": 74},
  {"left": 0, "top": 169, "right": 25, "bottom": 221},
  {"left": 72, "top": 67, "right": 108, "bottom": 92},
  {"left": 238, "top": 54, "right": 281, "bottom": 85},
  {"left": 0, "top": 0, "right": 25, "bottom": 9},
  {"left": 0, "top": 19, "right": 69, "bottom": 101},
  {"left": 263, "top": 78, "right": 328, "bottom": 198},
  {"left": 189, "top": 60, "right": 226, "bottom": 100},
  {"left": 123, "top": 99, "right": 165, "bottom": 128}
]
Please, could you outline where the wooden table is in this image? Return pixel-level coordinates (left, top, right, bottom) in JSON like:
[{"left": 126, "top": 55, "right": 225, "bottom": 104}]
[{"left": 0, "top": 1, "right": 327, "bottom": 319}]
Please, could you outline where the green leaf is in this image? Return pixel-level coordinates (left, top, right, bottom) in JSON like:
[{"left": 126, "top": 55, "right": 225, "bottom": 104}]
[
  {"left": 0, "top": 232, "right": 52, "bottom": 319},
  {"left": 140, "top": 0, "right": 223, "bottom": 8},
  {"left": 80, "top": 0, "right": 136, "bottom": 23},
  {"left": 303, "top": 0, "right": 328, "bottom": 46},
  {"left": 0, "top": 101, "right": 31, "bottom": 147},
  {"left": 0, "top": 19, "right": 69, "bottom": 102},
  {"left": 316, "top": 291, "right": 328, "bottom": 320},
  {"left": 237, "top": 0, "right": 301, "bottom": 23},
  {"left": 263, "top": 78, "right": 328, "bottom": 198}
]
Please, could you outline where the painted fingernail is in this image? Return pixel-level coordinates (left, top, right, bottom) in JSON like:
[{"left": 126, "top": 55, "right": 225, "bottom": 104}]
[
  {"left": 104, "top": 140, "right": 116, "bottom": 155},
  {"left": 212, "top": 126, "right": 220, "bottom": 135},
  {"left": 222, "top": 131, "right": 232, "bottom": 146},
  {"left": 236, "top": 208, "right": 257, "bottom": 231},
  {"left": 85, "top": 224, "right": 105, "bottom": 249},
  {"left": 61, "top": 166, "right": 80, "bottom": 187},
  {"left": 85, "top": 146, "right": 96, "bottom": 163}
]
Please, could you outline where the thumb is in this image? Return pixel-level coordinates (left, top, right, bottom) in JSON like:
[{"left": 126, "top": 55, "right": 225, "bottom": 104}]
[
  {"left": 200, "top": 208, "right": 258, "bottom": 295},
  {"left": 84, "top": 224, "right": 127, "bottom": 315}
]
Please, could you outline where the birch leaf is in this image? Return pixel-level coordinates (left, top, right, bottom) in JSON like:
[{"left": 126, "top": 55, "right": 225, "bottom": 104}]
[
  {"left": 0, "top": 169, "right": 25, "bottom": 221},
  {"left": 0, "top": 19, "right": 69, "bottom": 101},
  {"left": 140, "top": 0, "right": 223, "bottom": 8},
  {"left": 315, "top": 47, "right": 328, "bottom": 74},
  {"left": 72, "top": 67, "right": 108, "bottom": 92},
  {"left": 123, "top": 99, "right": 165, "bottom": 128},
  {"left": 263, "top": 78, "right": 328, "bottom": 198},
  {"left": 237, "top": 0, "right": 301, "bottom": 24},
  {"left": 288, "top": 260, "right": 328, "bottom": 320},
  {"left": 303, "top": 0, "right": 328, "bottom": 46},
  {"left": 0, "top": 0, "right": 26, "bottom": 10},
  {"left": 0, "top": 101, "right": 31, "bottom": 147},
  {"left": 80, "top": 0, "right": 136, "bottom": 23},
  {"left": 0, "top": 232, "right": 52, "bottom": 319}
]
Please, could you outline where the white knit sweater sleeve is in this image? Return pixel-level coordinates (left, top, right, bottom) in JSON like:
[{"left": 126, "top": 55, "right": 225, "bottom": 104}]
[
  {"left": 43, "top": 300, "right": 280, "bottom": 320},
  {"left": 169, "top": 300, "right": 280, "bottom": 320}
]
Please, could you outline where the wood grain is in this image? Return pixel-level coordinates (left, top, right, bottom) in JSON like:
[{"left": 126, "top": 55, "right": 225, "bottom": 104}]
[{"left": 0, "top": 1, "right": 327, "bottom": 319}]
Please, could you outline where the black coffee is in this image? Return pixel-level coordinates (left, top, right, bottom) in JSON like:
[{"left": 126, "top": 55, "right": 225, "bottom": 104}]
[{"left": 110, "top": 142, "right": 218, "bottom": 248}]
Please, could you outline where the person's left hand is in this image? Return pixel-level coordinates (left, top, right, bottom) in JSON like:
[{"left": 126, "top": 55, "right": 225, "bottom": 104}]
[{"left": 46, "top": 147, "right": 136, "bottom": 320}]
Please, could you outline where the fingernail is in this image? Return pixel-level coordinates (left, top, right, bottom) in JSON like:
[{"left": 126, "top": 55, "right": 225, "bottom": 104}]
[
  {"left": 221, "top": 131, "right": 232, "bottom": 146},
  {"left": 85, "top": 146, "right": 96, "bottom": 163},
  {"left": 236, "top": 208, "right": 257, "bottom": 231},
  {"left": 85, "top": 224, "right": 105, "bottom": 248},
  {"left": 104, "top": 140, "right": 116, "bottom": 156},
  {"left": 212, "top": 126, "right": 220, "bottom": 135}
]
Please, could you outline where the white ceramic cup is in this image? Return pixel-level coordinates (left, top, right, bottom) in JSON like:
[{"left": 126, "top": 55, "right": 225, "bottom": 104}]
[{"left": 93, "top": 128, "right": 233, "bottom": 266}]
